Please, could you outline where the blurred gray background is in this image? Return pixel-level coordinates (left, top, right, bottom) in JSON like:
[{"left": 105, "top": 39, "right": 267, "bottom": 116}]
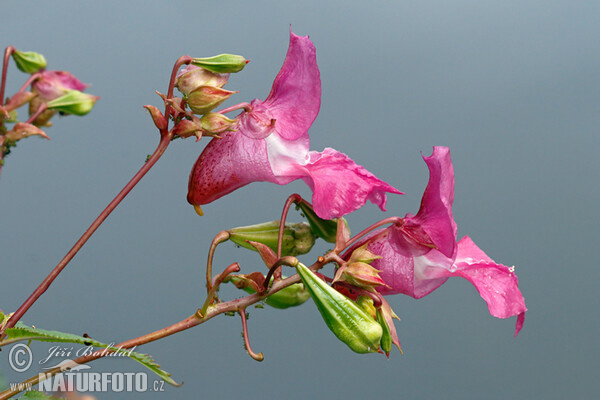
[{"left": 1, "top": 1, "right": 598, "bottom": 399}]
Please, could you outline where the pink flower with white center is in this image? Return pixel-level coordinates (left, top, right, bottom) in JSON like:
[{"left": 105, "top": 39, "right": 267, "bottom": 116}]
[
  {"left": 347, "top": 147, "right": 527, "bottom": 336},
  {"left": 187, "top": 31, "right": 401, "bottom": 219},
  {"left": 33, "top": 70, "right": 88, "bottom": 101}
]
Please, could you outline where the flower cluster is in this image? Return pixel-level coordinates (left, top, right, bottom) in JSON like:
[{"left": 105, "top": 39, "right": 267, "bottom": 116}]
[{"left": 189, "top": 31, "right": 526, "bottom": 355}]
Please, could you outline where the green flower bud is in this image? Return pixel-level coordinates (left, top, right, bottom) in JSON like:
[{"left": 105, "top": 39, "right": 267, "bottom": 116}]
[
  {"left": 297, "top": 201, "right": 348, "bottom": 243},
  {"left": 12, "top": 50, "right": 47, "bottom": 73},
  {"left": 186, "top": 86, "right": 236, "bottom": 115},
  {"left": 229, "top": 221, "right": 316, "bottom": 257},
  {"left": 46, "top": 90, "right": 99, "bottom": 116},
  {"left": 376, "top": 308, "right": 393, "bottom": 355},
  {"left": 191, "top": 54, "right": 248, "bottom": 74},
  {"left": 200, "top": 113, "right": 236, "bottom": 134},
  {"left": 295, "top": 263, "right": 383, "bottom": 354}
]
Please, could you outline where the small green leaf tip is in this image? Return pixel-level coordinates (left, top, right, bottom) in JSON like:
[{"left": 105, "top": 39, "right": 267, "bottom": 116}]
[
  {"left": 295, "top": 263, "right": 383, "bottom": 354},
  {"left": 12, "top": 50, "right": 47, "bottom": 74},
  {"left": 297, "top": 202, "right": 348, "bottom": 243},
  {"left": 46, "top": 90, "right": 99, "bottom": 116},
  {"left": 192, "top": 54, "right": 248, "bottom": 73}
]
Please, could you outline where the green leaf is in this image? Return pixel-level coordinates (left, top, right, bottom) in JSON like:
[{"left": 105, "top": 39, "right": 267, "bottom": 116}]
[
  {"left": 20, "top": 390, "right": 61, "bottom": 399},
  {"left": 3, "top": 323, "right": 179, "bottom": 386}
]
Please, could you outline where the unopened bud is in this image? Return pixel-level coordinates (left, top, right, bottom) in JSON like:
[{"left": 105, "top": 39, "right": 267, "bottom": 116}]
[
  {"left": 295, "top": 263, "right": 382, "bottom": 354},
  {"left": 186, "top": 86, "right": 236, "bottom": 115},
  {"left": 228, "top": 221, "right": 316, "bottom": 257},
  {"left": 200, "top": 113, "right": 235, "bottom": 134},
  {"left": 143, "top": 105, "right": 167, "bottom": 131},
  {"left": 12, "top": 50, "right": 47, "bottom": 73},
  {"left": 191, "top": 54, "right": 248, "bottom": 74},
  {"left": 46, "top": 90, "right": 99, "bottom": 116},
  {"left": 172, "top": 119, "right": 203, "bottom": 140},
  {"left": 176, "top": 65, "right": 229, "bottom": 96}
]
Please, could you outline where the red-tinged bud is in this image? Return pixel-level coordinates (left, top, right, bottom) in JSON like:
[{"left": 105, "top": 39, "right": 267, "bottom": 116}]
[
  {"left": 186, "top": 86, "right": 237, "bottom": 115},
  {"left": 5, "top": 122, "right": 49, "bottom": 141},
  {"left": 333, "top": 261, "right": 388, "bottom": 290},
  {"left": 143, "top": 105, "right": 167, "bottom": 131},
  {"left": 172, "top": 119, "right": 203, "bottom": 140},
  {"left": 200, "top": 113, "right": 236, "bottom": 134},
  {"left": 347, "top": 243, "right": 381, "bottom": 264},
  {"left": 175, "top": 65, "right": 229, "bottom": 96},
  {"left": 4, "top": 92, "right": 37, "bottom": 112}
]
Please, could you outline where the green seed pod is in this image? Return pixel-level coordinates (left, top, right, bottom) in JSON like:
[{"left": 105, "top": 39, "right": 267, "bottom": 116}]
[
  {"left": 295, "top": 263, "right": 382, "bottom": 354},
  {"left": 12, "top": 50, "right": 47, "bottom": 74},
  {"left": 229, "top": 221, "right": 316, "bottom": 257},
  {"left": 228, "top": 276, "right": 310, "bottom": 309},
  {"left": 46, "top": 90, "right": 99, "bottom": 116},
  {"left": 191, "top": 54, "right": 248, "bottom": 74}
]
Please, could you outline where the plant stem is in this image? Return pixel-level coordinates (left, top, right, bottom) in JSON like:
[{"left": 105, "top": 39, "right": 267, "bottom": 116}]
[
  {"left": 0, "top": 46, "right": 15, "bottom": 107},
  {"left": 0, "top": 55, "right": 193, "bottom": 336},
  {"left": 0, "top": 260, "right": 325, "bottom": 399},
  {"left": 0, "top": 131, "right": 173, "bottom": 337}
]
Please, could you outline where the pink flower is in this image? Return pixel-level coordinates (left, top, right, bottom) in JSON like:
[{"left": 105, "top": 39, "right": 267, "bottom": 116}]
[
  {"left": 33, "top": 70, "right": 88, "bottom": 101},
  {"left": 187, "top": 31, "right": 401, "bottom": 219},
  {"left": 347, "top": 147, "right": 527, "bottom": 336}
]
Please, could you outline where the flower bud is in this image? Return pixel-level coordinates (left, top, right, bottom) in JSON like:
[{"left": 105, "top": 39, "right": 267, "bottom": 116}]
[
  {"left": 143, "top": 105, "right": 167, "bottom": 131},
  {"left": 172, "top": 119, "right": 203, "bottom": 140},
  {"left": 200, "top": 113, "right": 236, "bottom": 134},
  {"left": 186, "top": 86, "right": 236, "bottom": 115},
  {"left": 12, "top": 50, "right": 47, "bottom": 73},
  {"left": 191, "top": 54, "right": 248, "bottom": 74},
  {"left": 175, "top": 65, "right": 229, "bottom": 96},
  {"left": 46, "top": 90, "right": 99, "bottom": 116},
  {"left": 33, "top": 70, "right": 87, "bottom": 101},
  {"left": 229, "top": 221, "right": 316, "bottom": 257},
  {"left": 333, "top": 261, "right": 388, "bottom": 290},
  {"left": 297, "top": 201, "right": 348, "bottom": 243},
  {"left": 295, "top": 263, "right": 383, "bottom": 354}
]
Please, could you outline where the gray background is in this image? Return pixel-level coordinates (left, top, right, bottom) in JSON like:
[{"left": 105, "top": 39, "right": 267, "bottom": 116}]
[{"left": 1, "top": 1, "right": 598, "bottom": 399}]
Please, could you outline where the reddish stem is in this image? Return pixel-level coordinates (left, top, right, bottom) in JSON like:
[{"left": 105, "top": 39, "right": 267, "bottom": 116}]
[
  {"left": 17, "top": 72, "right": 41, "bottom": 94},
  {"left": 25, "top": 103, "right": 47, "bottom": 124},
  {"left": 205, "top": 231, "right": 231, "bottom": 293},
  {"left": 262, "top": 256, "right": 299, "bottom": 292},
  {"left": 0, "top": 46, "right": 15, "bottom": 107},
  {"left": 343, "top": 216, "right": 403, "bottom": 250},
  {"left": 0, "top": 258, "right": 330, "bottom": 399},
  {"left": 239, "top": 307, "right": 263, "bottom": 362},
  {"left": 0, "top": 130, "right": 173, "bottom": 337}
]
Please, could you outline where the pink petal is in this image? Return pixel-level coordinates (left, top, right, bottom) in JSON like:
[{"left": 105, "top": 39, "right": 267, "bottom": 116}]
[
  {"left": 294, "top": 148, "right": 403, "bottom": 219},
  {"left": 260, "top": 30, "right": 321, "bottom": 141},
  {"left": 187, "top": 132, "right": 276, "bottom": 205},
  {"left": 34, "top": 70, "right": 87, "bottom": 101},
  {"left": 404, "top": 146, "right": 457, "bottom": 258},
  {"left": 364, "top": 228, "right": 449, "bottom": 298},
  {"left": 431, "top": 236, "right": 527, "bottom": 336}
]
